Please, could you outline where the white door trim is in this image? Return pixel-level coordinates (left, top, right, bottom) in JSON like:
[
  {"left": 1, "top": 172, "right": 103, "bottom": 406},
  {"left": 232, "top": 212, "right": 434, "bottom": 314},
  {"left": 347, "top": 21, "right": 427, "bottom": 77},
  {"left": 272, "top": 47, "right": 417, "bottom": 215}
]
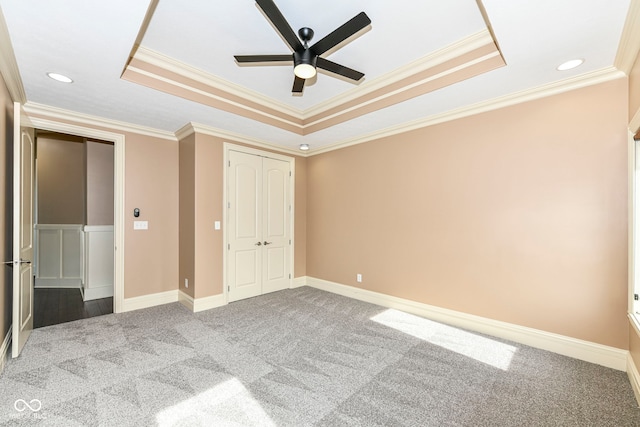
[
  {"left": 223, "top": 143, "right": 295, "bottom": 303},
  {"left": 24, "top": 116, "right": 125, "bottom": 313}
]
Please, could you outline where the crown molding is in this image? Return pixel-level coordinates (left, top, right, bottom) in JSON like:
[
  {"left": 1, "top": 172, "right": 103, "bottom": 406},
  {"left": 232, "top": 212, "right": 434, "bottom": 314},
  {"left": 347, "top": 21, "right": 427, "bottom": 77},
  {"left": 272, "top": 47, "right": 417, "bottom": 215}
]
[
  {"left": 136, "top": 31, "right": 495, "bottom": 123},
  {"left": 134, "top": 46, "right": 300, "bottom": 118},
  {"left": 178, "top": 121, "right": 304, "bottom": 157},
  {"left": 23, "top": 102, "right": 177, "bottom": 141},
  {"left": 129, "top": 29, "right": 501, "bottom": 136},
  {"left": 311, "top": 66, "right": 625, "bottom": 156},
  {"left": 125, "top": 64, "right": 303, "bottom": 132},
  {"left": 303, "top": 30, "right": 496, "bottom": 118},
  {"left": 304, "top": 50, "right": 502, "bottom": 131},
  {"left": 615, "top": 0, "right": 640, "bottom": 74},
  {"left": 0, "top": 6, "right": 26, "bottom": 103}
]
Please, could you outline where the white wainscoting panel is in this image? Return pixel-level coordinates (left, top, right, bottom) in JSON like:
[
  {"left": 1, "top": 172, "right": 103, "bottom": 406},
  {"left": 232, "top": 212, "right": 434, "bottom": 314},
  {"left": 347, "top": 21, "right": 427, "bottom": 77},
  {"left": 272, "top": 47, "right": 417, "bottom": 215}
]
[
  {"left": 83, "top": 225, "right": 114, "bottom": 301},
  {"left": 35, "top": 224, "right": 83, "bottom": 288}
]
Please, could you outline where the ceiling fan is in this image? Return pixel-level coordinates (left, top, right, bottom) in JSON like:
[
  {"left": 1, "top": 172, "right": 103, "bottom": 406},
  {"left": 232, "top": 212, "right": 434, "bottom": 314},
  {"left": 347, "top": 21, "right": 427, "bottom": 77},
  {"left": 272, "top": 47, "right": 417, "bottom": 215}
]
[{"left": 234, "top": 0, "right": 371, "bottom": 94}]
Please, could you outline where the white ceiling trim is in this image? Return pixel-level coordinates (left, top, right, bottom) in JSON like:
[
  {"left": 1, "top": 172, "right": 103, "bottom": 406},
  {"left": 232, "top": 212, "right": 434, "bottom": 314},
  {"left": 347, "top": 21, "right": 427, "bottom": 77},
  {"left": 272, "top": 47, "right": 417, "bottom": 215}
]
[
  {"left": 303, "top": 30, "right": 496, "bottom": 117},
  {"left": 309, "top": 66, "right": 625, "bottom": 156},
  {"left": 125, "top": 64, "right": 304, "bottom": 131},
  {"left": 0, "top": 5, "right": 25, "bottom": 103},
  {"left": 23, "top": 102, "right": 178, "bottom": 141},
  {"left": 133, "top": 29, "right": 496, "bottom": 123},
  {"left": 304, "top": 50, "right": 502, "bottom": 129},
  {"left": 615, "top": 0, "right": 640, "bottom": 74},
  {"left": 133, "top": 46, "right": 300, "bottom": 117},
  {"left": 177, "top": 122, "right": 304, "bottom": 157}
]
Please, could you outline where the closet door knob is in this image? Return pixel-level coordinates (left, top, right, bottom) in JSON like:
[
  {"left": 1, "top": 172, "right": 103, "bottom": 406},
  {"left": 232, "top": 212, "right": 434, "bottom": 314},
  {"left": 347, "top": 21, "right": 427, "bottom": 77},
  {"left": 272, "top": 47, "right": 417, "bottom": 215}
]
[
  {"left": 255, "top": 242, "right": 262, "bottom": 246},
  {"left": 263, "top": 241, "right": 272, "bottom": 245}
]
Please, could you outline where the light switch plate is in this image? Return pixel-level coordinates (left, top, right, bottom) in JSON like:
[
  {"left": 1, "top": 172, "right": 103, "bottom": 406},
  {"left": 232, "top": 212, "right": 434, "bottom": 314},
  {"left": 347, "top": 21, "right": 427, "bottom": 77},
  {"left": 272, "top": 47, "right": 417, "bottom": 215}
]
[
  {"left": 214, "top": 221, "right": 221, "bottom": 230},
  {"left": 134, "top": 220, "right": 148, "bottom": 230}
]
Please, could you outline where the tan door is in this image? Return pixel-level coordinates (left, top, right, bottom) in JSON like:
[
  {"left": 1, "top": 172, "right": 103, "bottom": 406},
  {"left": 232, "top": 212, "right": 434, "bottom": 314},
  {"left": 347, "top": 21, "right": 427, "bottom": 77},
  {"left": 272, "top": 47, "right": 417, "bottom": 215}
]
[
  {"left": 12, "top": 103, "right": 35, "bottom": 358},
  {"left": 228, "top": 150, "right": 290, "bottom": 302}
]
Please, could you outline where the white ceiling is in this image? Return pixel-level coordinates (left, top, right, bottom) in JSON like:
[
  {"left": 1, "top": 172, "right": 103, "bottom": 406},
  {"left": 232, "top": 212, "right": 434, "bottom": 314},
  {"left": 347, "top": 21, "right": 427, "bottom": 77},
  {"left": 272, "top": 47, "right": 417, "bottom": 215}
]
[{"left": 0, "top": 0, "right": 632, "bottom": 151}]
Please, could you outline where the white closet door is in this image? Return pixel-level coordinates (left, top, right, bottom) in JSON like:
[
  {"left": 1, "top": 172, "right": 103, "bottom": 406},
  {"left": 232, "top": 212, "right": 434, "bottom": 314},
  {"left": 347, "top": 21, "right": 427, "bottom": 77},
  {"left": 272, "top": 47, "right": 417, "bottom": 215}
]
[
  {"left": 261, "top": 157, "right": 290, "bottom": 294},
  {"left": 227, "top": 150, "right": 291, "bottom": 302},
  {"left": 228, "top": 151, "right": 262, "bottom": 302}
]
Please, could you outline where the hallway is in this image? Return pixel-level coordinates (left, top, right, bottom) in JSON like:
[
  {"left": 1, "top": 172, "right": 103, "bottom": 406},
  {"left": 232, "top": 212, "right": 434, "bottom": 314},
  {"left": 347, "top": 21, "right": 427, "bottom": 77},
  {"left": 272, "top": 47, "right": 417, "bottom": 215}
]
[{"left": 34, "top": 288, "right": 113, "bottom": 328}]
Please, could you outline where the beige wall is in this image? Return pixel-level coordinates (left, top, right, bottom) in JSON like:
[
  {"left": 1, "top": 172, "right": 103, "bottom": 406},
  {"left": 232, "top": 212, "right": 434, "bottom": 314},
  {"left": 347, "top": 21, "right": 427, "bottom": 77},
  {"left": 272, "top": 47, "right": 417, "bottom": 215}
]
[
  {"left": 178, "top": 132, "right": 222, "bottom": 300},
  {"left": 628, "top": 51, "right": 640, "bottom": 388},
  {"left": 294, "top": 157, "right": 307, "bottom": 277},
  {"left": 0, "top": 72, "right": 13, "bottom": 344},
  {"left": 36, "top": 134, "right": 85, "bottom": 224},
  {"left": 124, "top": 133, "right": 179, "bottom": 298},
  {"left": 307, "top": 78, "right": 629, "bottom": 349},
  {"left": 193, "top": 133, "right": 223, "bottom": 299},
  {"left": 86, "top": 140, "right": 114, "bottom": 225},
  {"left": 20, "top": 109, "right": 181, "bottom": 300},
  {"left": 178, "top": 133, "right": 195, "bottom": 298},
  {"left": 629, "top": 51, "right": 640, "bottom": 123}
]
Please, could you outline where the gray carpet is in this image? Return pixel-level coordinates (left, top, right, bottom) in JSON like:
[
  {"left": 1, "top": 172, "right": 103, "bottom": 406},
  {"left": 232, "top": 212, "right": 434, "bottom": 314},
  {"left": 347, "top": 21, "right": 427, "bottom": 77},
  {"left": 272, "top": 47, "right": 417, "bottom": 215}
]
[{"left": 0, "top": 286, "right": 639, "bottom": 426}]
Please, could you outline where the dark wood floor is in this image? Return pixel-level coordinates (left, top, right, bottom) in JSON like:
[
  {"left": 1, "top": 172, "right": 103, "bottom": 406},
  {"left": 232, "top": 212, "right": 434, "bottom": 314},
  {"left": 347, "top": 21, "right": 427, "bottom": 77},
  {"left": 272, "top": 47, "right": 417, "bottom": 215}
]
[{"left": 34, "top": 288, "right": 113, "bottom": 328}]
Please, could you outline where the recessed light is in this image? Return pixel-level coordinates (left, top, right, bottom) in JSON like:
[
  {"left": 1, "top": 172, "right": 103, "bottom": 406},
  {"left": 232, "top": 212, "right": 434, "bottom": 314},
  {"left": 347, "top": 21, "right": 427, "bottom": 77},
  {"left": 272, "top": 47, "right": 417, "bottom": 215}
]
[
  {"left": 556, "top": 59, "right": 584, "bottom": 71},
  {"left": 47, "top": 72, "right": 73, "bottom": 83},
  {"left": 299, "top": 144, "right": 310, "bottom": 151}
]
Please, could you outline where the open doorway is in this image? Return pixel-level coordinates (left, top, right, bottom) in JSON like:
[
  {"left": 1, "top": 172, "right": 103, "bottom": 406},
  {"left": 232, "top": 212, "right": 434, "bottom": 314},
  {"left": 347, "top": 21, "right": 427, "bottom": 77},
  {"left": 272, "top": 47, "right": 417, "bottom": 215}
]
[{"left": 33, "top": 130, "right": 114, "bottom": 327}]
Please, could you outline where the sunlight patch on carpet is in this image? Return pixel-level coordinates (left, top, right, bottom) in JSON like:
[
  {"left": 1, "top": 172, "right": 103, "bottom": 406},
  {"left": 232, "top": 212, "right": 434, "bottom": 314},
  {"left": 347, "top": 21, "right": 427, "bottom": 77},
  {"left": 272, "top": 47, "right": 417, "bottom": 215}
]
[
  {"left": 371, "top": 309, "right": 516, "bottom": 371},
  {"left": 155, "top": 378, "right": 276, "bottom": 426}
]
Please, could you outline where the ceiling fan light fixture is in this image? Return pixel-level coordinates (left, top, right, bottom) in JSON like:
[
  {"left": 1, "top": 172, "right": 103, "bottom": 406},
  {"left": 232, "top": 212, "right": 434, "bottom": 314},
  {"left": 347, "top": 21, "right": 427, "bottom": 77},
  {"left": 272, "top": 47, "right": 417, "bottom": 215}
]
[{"left": 293, "top": 49, "right": 317, "bottom": 79}]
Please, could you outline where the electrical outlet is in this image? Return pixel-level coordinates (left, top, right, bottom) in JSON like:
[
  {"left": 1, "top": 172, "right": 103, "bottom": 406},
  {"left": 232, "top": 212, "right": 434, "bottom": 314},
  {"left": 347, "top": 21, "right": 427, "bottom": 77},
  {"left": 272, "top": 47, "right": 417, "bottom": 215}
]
[
  {"left": 356, "top": 273, "right": 362, "bottom": 283},
  {"left": 184, "top": 278, "right": 189, "bottom": 288}
]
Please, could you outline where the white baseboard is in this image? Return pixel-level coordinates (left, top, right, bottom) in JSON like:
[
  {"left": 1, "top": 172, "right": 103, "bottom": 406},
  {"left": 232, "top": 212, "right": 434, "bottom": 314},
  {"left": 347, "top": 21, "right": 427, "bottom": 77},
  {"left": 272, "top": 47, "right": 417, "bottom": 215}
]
[
  {"left": 306, "top": 277, "right": 628, "bottom": 371},
  {"left": 179, "top": 290, "right": 227, "bottom": 313},
  {"left": 291, "top": 276, "right": 307, "bottom": 289},
  {"left": 178, "top": 290, "right": 194, "bottom": 311},
  {"left": 83, "top": 285, "right": 114, "bottom": 301},
  {"left": 194, "top": 294, "right": 227, "bottom": 312},
  {"left": 122, "top": 289, "right": 179, "bottom": 312},
  {"left": 0, "top": 327, "right": 11, "bottom": 375},
  {"left": 35, "top": 278, "right": 82, "bottom": 288},
  {"left": 627, "top": 353, "right": 640, "bottom": 406}
]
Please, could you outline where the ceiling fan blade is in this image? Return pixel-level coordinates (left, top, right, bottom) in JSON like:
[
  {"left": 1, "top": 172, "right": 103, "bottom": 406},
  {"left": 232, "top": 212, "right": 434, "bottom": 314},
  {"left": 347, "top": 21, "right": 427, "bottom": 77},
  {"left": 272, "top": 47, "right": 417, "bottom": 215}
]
[
  {"left": 311, "top": 12, "right": 371, "bottom": 56},
  {"left": 316, "top": 57, "right": 364, "bottom": 81},
  {"left": 235, "top": 54, "right": 292, "bottom": 64},
  {"left": 292, "top": 76, "right": 305, "bottom": 93},
  {"left": 255, "top": 0, "right": 304, "bottom": 52}
]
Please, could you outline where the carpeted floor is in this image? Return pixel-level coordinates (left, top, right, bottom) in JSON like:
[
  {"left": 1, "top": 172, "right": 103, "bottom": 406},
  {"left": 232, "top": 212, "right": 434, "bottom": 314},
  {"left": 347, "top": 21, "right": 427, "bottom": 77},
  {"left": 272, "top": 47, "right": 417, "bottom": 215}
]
[{"left": 0, "top": 286, "right": 639, "bottom": 426}]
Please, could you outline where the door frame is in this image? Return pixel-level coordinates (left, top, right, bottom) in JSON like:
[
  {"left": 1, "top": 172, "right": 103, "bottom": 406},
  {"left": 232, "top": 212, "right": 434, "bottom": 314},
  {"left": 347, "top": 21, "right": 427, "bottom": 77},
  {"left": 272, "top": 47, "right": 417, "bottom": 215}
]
[
  {"left": 223, "top": 142, "right": 295, "bottom": 303},
  {"left": 25, "top": 115, "right": 126, "bottom": 313}
]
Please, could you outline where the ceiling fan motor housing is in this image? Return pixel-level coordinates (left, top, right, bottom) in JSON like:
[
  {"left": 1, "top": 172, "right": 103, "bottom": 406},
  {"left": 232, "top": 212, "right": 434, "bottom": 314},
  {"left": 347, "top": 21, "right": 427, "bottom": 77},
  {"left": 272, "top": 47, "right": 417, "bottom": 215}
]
[{"left": 294, "top": 48, "right": 317, "bottom": 68}]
